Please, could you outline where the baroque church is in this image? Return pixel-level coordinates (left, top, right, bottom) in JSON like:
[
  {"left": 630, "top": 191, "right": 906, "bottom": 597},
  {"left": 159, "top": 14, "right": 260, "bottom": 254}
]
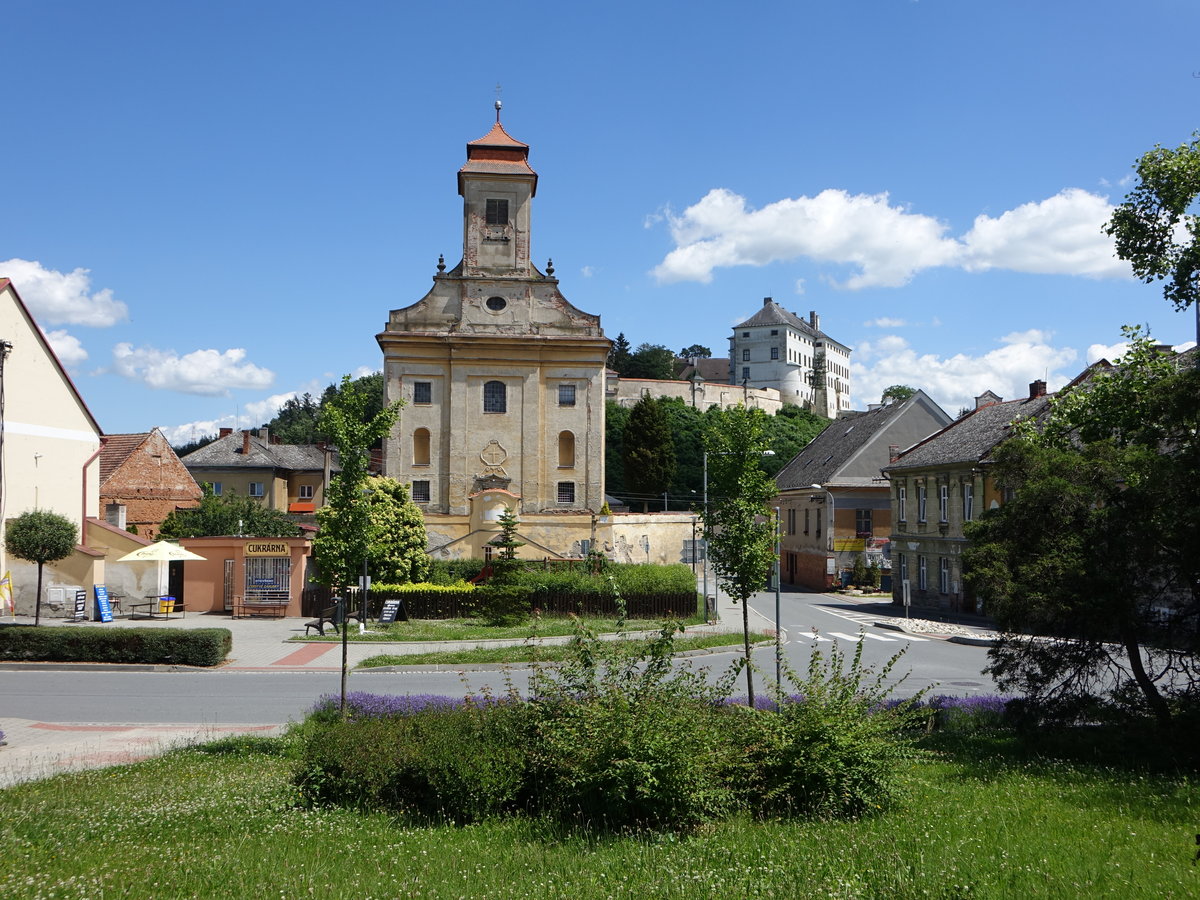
[{"left": 377, "top": 105, "right": 611, "bottom": 559}]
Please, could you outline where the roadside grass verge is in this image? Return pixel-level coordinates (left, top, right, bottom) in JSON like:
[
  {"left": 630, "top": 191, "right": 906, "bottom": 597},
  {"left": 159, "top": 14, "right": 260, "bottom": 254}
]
[
  {"left": 356, "top": 631, "right": 770, "bottom": 668},
  {"left": 1, "top": 732, "right": 1196, "bottom": 899},
  {"left": 292, "top": 614, "right": 706, "bottom": 643}
]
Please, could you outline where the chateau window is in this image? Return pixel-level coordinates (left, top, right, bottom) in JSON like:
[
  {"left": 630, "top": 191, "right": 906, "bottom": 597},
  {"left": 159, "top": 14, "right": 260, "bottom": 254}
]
[
  {"left": 558, "top": 431, "right": 575, "bottom": 468},
  {"left": 412, "top": 480, "right": 430, "bottom": 503},
  {"left": 557, "top": 481, "right": 575, "bottom": 504},
  {"left": 742, "top": 367, "right": 750, "bottom": 381},
  {"left": 558, "top": 384, "right": 576, "bottom": 407},
  {"left": 299, "top": 484, "right": 314, "bottom": 500},
  {"left": 249, "top": 482, "right": 264, "bottom": 498},
  {"left": 413, "top": 428, "right": 431, "bottom": 466},
  {"left": 483, "top": 380, "right": 507, "bottom": 413},
  {"left": 485, "top": 198, "right": 508, "bottom": 225},
  {"left": 770, "top": 329, "right": 779, "bottom": 336},
  {"left": 770, "top": 347, "right": 779, "bottom": 360},
  {"left": 413, "top": 381, "right": 432, "bottom": 404},
  {"left": 742, "top": 349, "right": 750, "bottom": 361}
]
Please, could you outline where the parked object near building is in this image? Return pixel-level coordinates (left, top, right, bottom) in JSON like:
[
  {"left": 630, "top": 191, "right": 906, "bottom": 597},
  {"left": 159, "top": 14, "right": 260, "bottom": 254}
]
[
  {"left": 100, "top": 429, "right": 202, "bottom": 540},
  {"left": 729, "top": 299, "right": 851, "bottom": 416},
  {"left": 376, "top": 107, "right": 610, "bottom": 560},
  {"left": 774, "top": 391, "right": 952, "bottom": 591}
]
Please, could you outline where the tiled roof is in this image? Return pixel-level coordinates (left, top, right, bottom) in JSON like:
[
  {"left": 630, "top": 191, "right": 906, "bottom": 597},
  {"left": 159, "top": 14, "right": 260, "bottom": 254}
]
[
  {"left": 467, "top": 120, "right": 529, "bottom": 149},
  {"left": 460, "top": 118, "right": 537, "bottom": 185},
  {"left": 775, "top": 403, "right": 902, "bottom": 489},
  {"left": 180, "top": 431, "right": 334, "bottom": 472},
  {"left": 888, "top": 395, "right": 1051, "bottom": 470},
  {"left": 733, "top": 300, "right": 849, "bottom": 350},
  {"left": 676, "top": 358, "right": 730, "bottom": 382},
  {"left": 99, "top": 432, "right": 150, "bottom": 483}
]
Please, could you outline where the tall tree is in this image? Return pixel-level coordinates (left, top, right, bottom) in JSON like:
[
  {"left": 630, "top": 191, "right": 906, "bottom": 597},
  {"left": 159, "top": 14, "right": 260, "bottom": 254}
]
[
  {"left": 964, "top": 329, "right": 1200, "bottom": 727},
  {"left": 679, "top": 343, "right": 712, "bottom": 359},
  {"left": 1104, "top": 132, "right": 1200, "bottom": 350},
  {"left": 4, "top": 510, "right": 76, "bottom": 626},
  {"left": 702, "top": 405, "right": 778, "bottom": 708},
  {"left": 622, "top": 394, "right": 676, "bottom": 512},
  {"left": 159, "top": 488, "right": 302, "bottom": 539},
  {"left": 604, "top": 400, "right": 632, "bottom": 498},
  {"left": 626, "top": 343, "right": 677, "bottom": 380},
  {"left": 267, "top": 393, "right": 322, "bottom": 444},
  {"left": 312, "top": 375, "right": 403, "bottom": 592},
  {"left": 362, "top": 476, "right": 429, "bottom": 584},
  {"left": 608, "top": 333, "right": 633, "bottom": 375}
]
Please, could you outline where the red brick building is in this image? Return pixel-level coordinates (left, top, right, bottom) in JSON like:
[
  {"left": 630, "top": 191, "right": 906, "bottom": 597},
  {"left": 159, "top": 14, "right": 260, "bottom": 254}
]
[{"left": 99, "top": 429, "right": 203, "bottom": 540}]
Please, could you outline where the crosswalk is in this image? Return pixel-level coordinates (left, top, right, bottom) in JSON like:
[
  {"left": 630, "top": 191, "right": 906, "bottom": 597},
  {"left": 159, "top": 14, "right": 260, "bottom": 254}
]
[{"left": 791, "top": 629, "right": 928, "bottom": 644}]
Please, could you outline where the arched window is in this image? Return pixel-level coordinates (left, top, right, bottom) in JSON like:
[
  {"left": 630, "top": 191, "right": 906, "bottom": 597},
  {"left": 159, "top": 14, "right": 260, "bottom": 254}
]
[
  {"left": 558, "top": 431, "right": 575, "bottom": 468},
  {"left": 483, "top": 380, "right": 506, "bottom": 413},
  {"left": 413, "top": 428, "right": 431, "bottom": 466}
]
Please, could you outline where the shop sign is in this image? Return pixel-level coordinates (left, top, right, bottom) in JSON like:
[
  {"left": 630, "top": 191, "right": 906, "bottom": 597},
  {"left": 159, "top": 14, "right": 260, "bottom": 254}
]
[{"left": 245, "top": 541, "right": 290, "bottom": 557}]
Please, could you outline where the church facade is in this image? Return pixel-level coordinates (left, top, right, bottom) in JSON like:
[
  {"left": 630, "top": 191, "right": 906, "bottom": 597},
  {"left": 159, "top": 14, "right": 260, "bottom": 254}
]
[{"left": 377, "top": 108, "right": 611, "bottom": 560}]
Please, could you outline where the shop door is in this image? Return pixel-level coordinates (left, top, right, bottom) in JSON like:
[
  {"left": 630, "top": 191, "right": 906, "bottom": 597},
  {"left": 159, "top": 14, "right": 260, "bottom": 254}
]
[{"left": 244, "top": 557, "right": 292, "bottom": 605}]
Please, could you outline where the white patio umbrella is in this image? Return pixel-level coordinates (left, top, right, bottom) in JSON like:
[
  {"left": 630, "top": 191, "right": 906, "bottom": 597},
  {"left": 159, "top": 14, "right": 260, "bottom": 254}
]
[{"left": 117, "top": 540, "right": 207, "bottom": 562}]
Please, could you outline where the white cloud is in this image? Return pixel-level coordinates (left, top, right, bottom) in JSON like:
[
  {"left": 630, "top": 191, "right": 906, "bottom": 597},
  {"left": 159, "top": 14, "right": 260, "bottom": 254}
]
[
  {"left": 651, "top": 187, "right": 1132, "bottom": 288},
  {"left": 0, "top": 258, "right": 128, "bottom": 326},
  {"left": 794, "top": 278, "right": 806, "bottom": 295},
  {"left": 1086, "top": 340, "right": 1129, "bottom": 365},
  {"left": 44, "top": 329, "right": 88, "bottom": 366},
  {"left": 851, "top": 330, "right": 1079, "bottom": 414},
  {"left": 864, "top": 317, "right": 907, "bottom": 328},
  {"left": 158, "top": 416, "right": 237, "bottom": 446},
  {"left": 652, "top": 188, "right": 960, "bottom": 288},
  {"left": 581, "top": 265, "right": 595, "bottom": 278},
  {"left": 960, "top": 189, "right": 1129, "bottom": 278},
  {"left": 113, "top": 343, "right": 274, "bottom": 396}
]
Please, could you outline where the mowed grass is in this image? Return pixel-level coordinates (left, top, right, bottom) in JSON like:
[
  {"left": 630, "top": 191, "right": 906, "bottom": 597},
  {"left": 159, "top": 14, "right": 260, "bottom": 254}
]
[
  {"left": 1, "top": 735, "right": 1196, "bottom": 899},
  {"left": 358, "top": 631, "right": 771, "bottom": 667},
  {"left": 294, "top": 614, "right": 705, "bottom": 643}
]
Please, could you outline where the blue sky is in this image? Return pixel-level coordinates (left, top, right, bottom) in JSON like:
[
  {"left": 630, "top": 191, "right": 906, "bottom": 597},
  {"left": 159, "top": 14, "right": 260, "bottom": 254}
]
[{"left": 3, "top": 0, "right": 1197, "bottom": 441}]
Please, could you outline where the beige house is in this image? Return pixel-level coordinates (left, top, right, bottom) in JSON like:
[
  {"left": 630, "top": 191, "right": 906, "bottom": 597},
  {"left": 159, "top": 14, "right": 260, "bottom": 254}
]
[{"left": 378, "top": 108, "right": 610, "bottom": 560}]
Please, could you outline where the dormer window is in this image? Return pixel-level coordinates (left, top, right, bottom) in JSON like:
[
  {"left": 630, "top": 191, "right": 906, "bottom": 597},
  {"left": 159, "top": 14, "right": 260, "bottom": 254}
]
[{"left": 486, "top": 199, "right": 508, "bottom": 225}]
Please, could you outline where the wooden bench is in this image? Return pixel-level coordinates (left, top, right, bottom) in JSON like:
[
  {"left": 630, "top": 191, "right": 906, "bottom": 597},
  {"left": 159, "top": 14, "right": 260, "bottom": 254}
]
[
  {"left": 233, "top": 600, "right": 289, "bottom": 619},
  {"left": 304, "top": 604, "right": 365, "bottom": 636},
  {"left": 130, "top": 596, "right": 184, "bottom": 620}
]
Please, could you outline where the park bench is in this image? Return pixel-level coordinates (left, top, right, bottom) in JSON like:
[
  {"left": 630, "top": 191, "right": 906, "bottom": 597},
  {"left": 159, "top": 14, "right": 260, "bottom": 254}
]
[
  {"left": 233, "top": 599, "right": 289, "bottom": 619},
  {"left": 304, "top": 604, "right": 365, "bottom": 636},
  {"left": 130, "top": 596, "right": 184, "bottom": 620}
]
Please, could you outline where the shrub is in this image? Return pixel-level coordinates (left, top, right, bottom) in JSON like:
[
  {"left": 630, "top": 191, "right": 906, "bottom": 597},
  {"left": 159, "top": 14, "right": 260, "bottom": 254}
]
[
  {"left": 0, "top": 624, "right": 231, "bottom": 666},
  {"left": 475, "top": 584, "right": 533, "bottom": 626}
]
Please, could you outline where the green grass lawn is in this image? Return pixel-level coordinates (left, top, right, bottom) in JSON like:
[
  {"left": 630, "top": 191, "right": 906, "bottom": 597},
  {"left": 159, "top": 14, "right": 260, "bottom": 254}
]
[
  {"left": 294, "top": 615, "right": 706, "bottom": 643},
  {"left": 2, "top": 733, "right": 1196, "bottom": 899},
  {"left": 357, "top": 631, "right": 771, "bottom": 667}
]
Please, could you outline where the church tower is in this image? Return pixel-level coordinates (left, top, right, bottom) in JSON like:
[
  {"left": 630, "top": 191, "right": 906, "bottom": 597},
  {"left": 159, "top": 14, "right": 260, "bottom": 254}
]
[{"left": 377, "top": 105, "right": 610, "bottom": 558}]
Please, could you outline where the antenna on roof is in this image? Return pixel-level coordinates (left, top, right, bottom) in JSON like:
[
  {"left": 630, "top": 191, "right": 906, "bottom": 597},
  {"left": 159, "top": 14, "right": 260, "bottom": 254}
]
[{"left": 494, "top": 84, "right": 503, "bottom": 121}]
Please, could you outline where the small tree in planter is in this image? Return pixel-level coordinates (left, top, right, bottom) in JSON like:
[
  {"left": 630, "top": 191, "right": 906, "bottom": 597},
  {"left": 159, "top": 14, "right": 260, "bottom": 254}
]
[{"left": 4, "top": 509, "right": 77, "bottom": 625}]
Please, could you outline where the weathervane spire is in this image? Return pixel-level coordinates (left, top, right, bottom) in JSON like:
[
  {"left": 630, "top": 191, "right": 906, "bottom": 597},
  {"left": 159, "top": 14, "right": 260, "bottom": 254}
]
[{"left": 494, "top": 83, "right": 503, "bottom": 122}]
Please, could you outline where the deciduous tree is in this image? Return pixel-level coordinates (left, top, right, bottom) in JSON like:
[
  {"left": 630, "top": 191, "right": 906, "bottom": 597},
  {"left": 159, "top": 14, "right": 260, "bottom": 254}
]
[
  {"left": 159, "top": 488, "right": 302, "bottom": 540},
  {"left": 4, "top": 509, "right": 76, "bottom": 625}
]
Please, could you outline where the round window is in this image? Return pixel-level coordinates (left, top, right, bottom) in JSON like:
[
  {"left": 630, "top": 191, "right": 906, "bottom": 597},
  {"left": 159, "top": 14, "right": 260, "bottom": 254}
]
[{"left": 485, "top": 296, "right": 507, "bottom": 312}]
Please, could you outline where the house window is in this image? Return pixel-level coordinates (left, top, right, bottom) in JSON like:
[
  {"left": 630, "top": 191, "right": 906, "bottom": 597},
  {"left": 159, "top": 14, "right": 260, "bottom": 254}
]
[
  {"left": 558, "top": 384, "right": 576, "bottom": 407},
  {"left": 803, "top": 508, "right": 810, "bottom": 534},
  {"left": 413, "top": 428, "right": 431, "bottom": 466},
  {"left": 963, "top": 483, "right": 974, "bottom": 522},
  {"left": 770, "top": 347, "right": 779, "bottom": 360},
  {"left": 742, "top": 349, "right": 750, "bottom": 361},
  {"left": 897, "top": 484, "right": 907, "bottom": 523},
  {"left": 558, "top": 431, "right": 575, "bottom": 468},
  {"left": 211, "top": 482, "right": 222, "bottom": 497},
  {"left": 939, "top": 557, "right": 950, "bottom": 594},
  {"left": 918, "top": 555, "right": 928, "bottom": 591},
  {"left": 413, "top": 381, "right": 432, "bottom": 404},
  {"left": 248, "top": 482, "right": 264, "bottom": 498},
  {"left": 485, "top": 198, "right": 508, "bottom": 225},
  {"left": 816, "top": 508, "right": 822, "bottom": 537},
  {"left": 299, "top": 484, "right": 314, "bottom": 500},
  {"left": 787, "top": 508, "right": 796, "bottom": 535},
  {"left": 412, "top": 480, "right": 431, "bottom": 503},
  {"left": 938, "top": 484, "right": 949, "bottom": 523},
  {"left": 917, "top": 485, "right": 927, "bottom": 522},
  {"left": 483, "top": 380, "right": 507, "bottom": 413},
  {"left": 557, "top": 481, "right": 575, "bottom": 504},
  {"left": 855, "top": 508, "right": 872, "bottom": 537}
]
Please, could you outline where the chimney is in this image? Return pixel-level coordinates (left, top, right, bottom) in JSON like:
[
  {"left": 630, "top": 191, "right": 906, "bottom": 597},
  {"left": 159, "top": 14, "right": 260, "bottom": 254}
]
[
  {"left": 1029, "top": 380, "right": 1047, "bottom": 399},
  {"left": 242, "top": 429, "right": 252, "bottom": 455},
  {"left": 259, "top": 427, "right": 270, "bottom": 442},
  {"left": 219, "top": 427, "right": 232, "bottom": 438},
  {"left": 888, "top": 444, "right": 901, "bottom": 464},
  {"left": 809, "top": 310, "right": 820, "bottom": 332},
  {"left": 763, "top": 296, "right": 772, "bottom": 306}
]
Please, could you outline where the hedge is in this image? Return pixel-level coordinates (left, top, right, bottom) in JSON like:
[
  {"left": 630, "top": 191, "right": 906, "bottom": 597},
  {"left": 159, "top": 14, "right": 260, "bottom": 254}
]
[{"left": 0, "top": 625, "right": 232, "bottom": 666}]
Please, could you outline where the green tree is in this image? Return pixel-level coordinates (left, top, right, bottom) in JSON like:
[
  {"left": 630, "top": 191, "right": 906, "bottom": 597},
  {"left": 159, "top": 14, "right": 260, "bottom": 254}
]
[
  {"left": 267, "top": 393, "right": 322, "bottom": 444},
  {"left": 608, "top": 333, "right": 633, "bottom": 375},
  {"left": 881, "top": 384, "right": 916, "bottom": 405},
  {"left": 604, "top": 400, "right": 632, "bottom": 497},
  {"left": 622, "top": 393, "right": 676, "bottom": 512},
  {"left": 679, "top": 343, "right": 712, "bottom": 359},
  {"left": 4, "top": 509, "right": 77, "bottom": 626},
  {"left": 159, "top": 488, "right": 302, "bottom": 539},
  {"left": 312, "top": 375, "right": 403, "bottom": 592},
  {"left": 964, "top": 329, "right": 1200, "bottom": 727},
  {"left": 1104, "top": 132, "right": 1200, "bottom": 349},
  {"left": 760, "top": 405, "right": 827, "bottom": 478},
  {"left": 702, "top": 405, "right": 778, "bottom": 708},
  {"left": 363, "top": 476, "right": 429, "bottom": 584},
  {"left": 626, "top": 343, "right": 677, "bottom": 380}
]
